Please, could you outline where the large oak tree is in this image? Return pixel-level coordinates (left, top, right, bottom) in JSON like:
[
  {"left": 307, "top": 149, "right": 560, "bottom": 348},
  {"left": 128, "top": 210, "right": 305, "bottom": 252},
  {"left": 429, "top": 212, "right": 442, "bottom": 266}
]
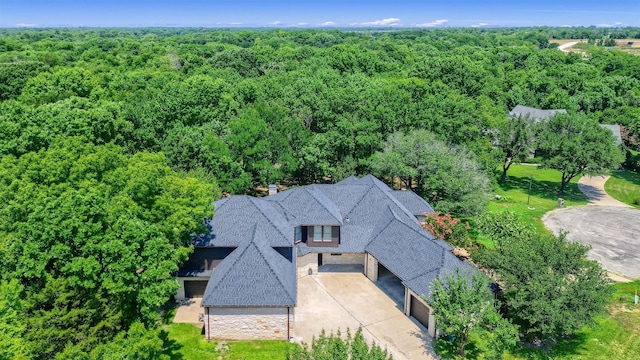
[{"left": 0, "top": 138, "right": 216, "bottom": 358}]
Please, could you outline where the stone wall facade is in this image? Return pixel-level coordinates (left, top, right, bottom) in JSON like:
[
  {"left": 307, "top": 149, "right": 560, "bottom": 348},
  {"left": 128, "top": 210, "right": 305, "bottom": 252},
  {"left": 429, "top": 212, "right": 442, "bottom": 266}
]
[
  {"left": 364, "top": 253, "right": 378, "bottom": 281},
  {"left": 320, "top": 252, "right": 365, "bottom": 265},
  {"left": 204, "top": 307, "right": 294, "bottom": 340},
  {"left": 297, "top": 252, "right": 319, "bottom": 277}
]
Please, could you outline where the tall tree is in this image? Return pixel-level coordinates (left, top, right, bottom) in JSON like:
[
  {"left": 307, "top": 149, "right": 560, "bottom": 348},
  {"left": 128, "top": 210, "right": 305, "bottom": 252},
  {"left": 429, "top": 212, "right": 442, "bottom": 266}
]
[
  {"left": 537, "top": 113, "right": 624, "bottom": 193},
  {"left": 428, "top": 269, "right": 518, "bottom": 358},
  {"left": 496, "top": 115, "right": 537, "bottom": 183},
  {"left": 370, "top": 130, "right": 490, "bottom": 217},
  {"left": 476, "top": 212, "right": 612, "bottom": 341},
  {"left": 0, "top": 138, "right": 216, "bottom": 357}
]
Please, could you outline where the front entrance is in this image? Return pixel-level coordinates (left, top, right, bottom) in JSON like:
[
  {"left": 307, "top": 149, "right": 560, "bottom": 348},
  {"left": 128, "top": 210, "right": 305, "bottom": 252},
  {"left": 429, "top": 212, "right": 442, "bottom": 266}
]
[
  {"left": 184, "top": 280, "right": 208, "bottom": 298},
  {"left": 409, "top": 295, "right": 430, "bottom": 330}
]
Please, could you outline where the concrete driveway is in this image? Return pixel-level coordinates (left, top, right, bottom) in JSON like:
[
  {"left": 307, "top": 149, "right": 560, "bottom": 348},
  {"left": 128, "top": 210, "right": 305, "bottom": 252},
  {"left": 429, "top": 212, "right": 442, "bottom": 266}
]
[
  {"left": 295, "top": 272, "right": 435, "bottom": 360},
  {"left": 543, "top": 206, "right": 640, "bottom": 279}
]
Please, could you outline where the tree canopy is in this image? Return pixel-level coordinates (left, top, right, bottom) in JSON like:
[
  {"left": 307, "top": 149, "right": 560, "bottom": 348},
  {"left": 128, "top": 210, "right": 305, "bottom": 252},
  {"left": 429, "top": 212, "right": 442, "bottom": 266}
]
[
  {"left": 476, "top": 212, "right": 612, "bottom": 341},
  {"left": 370, "top": 130, "right": 490, "bottom": 217},
  {"left": 537, "top": 113, "right": 625, "bottom": 193},
  {"left": 0, "top": 138, "right": 216, "bottom": 357}
]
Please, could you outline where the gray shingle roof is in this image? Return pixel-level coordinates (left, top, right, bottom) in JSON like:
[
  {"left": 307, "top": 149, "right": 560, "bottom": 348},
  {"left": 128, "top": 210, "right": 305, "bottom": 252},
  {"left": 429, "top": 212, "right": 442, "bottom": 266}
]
[
  {"left": 189, "top": 174, "right": 472, "bottom": 308},
  {"left": 265, "top": 185, "right": 342, "bottom": 226},
  {"left": 202, "top": 226, "right": 296, "bottom": 307},
  {"left": 193, "top": 196, "right": 292, "bottom": 247},
  {"left": 392, "top": 190, "right": 435, "bottom": 216},
  {"left": 365, "top": 208, "right": 476, "bottom": 299},
  {"left": 599, "top": 124, "right": 623, "bottom": 145},
  {"left": 509, "top": 105, "right": 566, "bottom": 122}
]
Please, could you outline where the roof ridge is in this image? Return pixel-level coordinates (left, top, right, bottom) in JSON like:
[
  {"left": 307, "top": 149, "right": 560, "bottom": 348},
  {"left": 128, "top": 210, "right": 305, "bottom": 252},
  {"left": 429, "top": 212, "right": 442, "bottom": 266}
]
[
  {"left": 248, "top": 197, "right": 290, "bottom": 241},
  {"left": 207, "top": 226, "right": 257, "bottom": 295},
  {"left": 304, "top": 185, "right": 342, "bottom": 224},
  {"left": 404, "top": 267, "right": 440, "bottom": 282},
  {"left": 252, "top": 236, "right": 295, "bottom": 304},
  {"left": 345, "top": 184, "right": 376, "bottom": 216}
]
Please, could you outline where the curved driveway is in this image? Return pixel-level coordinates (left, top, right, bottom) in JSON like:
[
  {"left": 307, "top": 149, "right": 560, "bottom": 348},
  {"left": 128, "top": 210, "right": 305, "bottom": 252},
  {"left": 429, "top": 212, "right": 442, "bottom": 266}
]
[{"left": 543, "top": 175, "right": 640, "bottom": 279}]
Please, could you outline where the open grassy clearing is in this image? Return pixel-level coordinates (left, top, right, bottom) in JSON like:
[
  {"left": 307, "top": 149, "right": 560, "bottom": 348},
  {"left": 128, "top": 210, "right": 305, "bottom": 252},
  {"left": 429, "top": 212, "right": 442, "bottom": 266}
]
[
  {"left": 604, "top": 171, "right": 640, "bottom": 209},
  {"left": 487, "top": 164, "right": 588, "bottom": 233}
]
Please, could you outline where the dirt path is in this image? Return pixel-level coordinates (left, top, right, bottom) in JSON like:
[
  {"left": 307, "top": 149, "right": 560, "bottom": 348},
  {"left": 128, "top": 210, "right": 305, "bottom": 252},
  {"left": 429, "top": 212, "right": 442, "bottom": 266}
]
[
  {"left": 578, "top": 175, "right": 631, "bottom": 207},
  {"left": 558, "top": 41, "right": 578, "bottom": 52}
]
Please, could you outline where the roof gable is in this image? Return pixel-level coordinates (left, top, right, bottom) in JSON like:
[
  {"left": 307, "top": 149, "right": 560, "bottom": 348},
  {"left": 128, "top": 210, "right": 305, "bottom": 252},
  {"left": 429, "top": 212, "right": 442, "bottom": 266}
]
[
  {"left": 194, "top": 196, "right": 292, "bottom": 247},
  {"left": 202, "top": 226, "right": 296, "bottom": 307}
]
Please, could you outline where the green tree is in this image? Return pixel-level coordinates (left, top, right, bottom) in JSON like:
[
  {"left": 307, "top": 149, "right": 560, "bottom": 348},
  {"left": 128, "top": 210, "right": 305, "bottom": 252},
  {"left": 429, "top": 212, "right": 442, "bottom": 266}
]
[
  {"left": 496, "top": 115, "right": 537, "bottom": 183},
  {"left": 428, "top": 270, "right": 518, "bottom": 358},
  {"left": 476, "top": 212, "right": 612, "bottom": 341},
  {"left": 537, "top": 113, "right": 625, "bottom": 193},
  {"left": 0, "top": 280, "right": 29, "bottom": 360},
  {"left": 370, "top": 130, "right": 490, "bottom": 216},
  {"left": 0, "top": 138, "right": 216, "bottom": 357},
  {"left": 287, "top": 328, "right": 393, "bottom": 360}
]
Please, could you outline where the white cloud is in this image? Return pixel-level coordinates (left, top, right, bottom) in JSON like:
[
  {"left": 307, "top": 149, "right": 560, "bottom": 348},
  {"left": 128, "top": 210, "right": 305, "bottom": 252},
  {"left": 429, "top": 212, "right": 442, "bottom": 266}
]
[
  {"left": 296, "top": 22, "right": 308, "bottom": 26},
  {"left": 318, "top": 21, "right": 335, "bottom": 26},
  {"left": 269, "top": 20, "right": 282, "bottom": 25},
  {"left": 229, "top": 22, "right": 243, "bottom": 25},
  {"left": 415, "top": 19, "right": 448, "bottom": 27},
  {"left": 471, "top": 22, "right": 490, "bottom": 28},
  {"left": 16, "top": 23, "right": 37, "bottom": 27},
  {"left": 597, "top": 21, "right": 624, "bottom": 28},
  {"left": 358, "top": 18, "right": 400, "bottom": 26}
]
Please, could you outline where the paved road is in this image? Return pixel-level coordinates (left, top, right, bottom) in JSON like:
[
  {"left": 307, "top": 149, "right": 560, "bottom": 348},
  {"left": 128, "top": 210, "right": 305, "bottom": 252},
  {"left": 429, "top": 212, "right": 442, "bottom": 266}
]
[
  {"left": 543, "top": 206, "right": 640, "bottom": 279},
  {"left": 295, "top": 272, "right": 435, "bottom": 360},
  {"left": 578, "top": 175, "right": 631, "bottom": 207},
  {"left": 543, "top": 175, "right": 640, "bottom": 280}
]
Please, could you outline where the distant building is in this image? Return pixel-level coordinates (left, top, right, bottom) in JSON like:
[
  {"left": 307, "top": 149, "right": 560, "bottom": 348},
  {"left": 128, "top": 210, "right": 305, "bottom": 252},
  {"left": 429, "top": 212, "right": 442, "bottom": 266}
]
[
  {"left": 599, "top": 124, "right": 623, "bottom": 146},
  {"left": 508, "top": 105, "right": 567, "bottom": 122}
]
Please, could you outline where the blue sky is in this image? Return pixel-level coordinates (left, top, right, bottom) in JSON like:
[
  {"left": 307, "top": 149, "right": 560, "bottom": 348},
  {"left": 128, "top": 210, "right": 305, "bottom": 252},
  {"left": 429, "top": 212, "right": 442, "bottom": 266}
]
[{"left": 1, "top": 0, "right": 639, "bottom": 28}]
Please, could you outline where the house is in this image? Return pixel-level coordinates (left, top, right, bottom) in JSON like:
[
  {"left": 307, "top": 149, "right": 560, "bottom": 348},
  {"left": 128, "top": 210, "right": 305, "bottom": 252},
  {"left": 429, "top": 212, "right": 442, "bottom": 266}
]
[
  {"left": 508, "top": 105, "right": 624, "bottom": 152},
  {"left": 599, "top": 124, "right": 623, "bottom": 146},
  {"left": 508, "top": 104, "right": 567, "bottom": 122},
  {"left": 176, "top": 175, "right": 475, "bottom": 340}
]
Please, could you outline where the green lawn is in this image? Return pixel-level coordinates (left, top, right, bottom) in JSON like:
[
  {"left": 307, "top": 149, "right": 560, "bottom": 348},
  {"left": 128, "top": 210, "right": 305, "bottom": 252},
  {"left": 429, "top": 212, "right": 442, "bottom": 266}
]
[
  {"left": 488, "top": 164, "right": 588, "bottom": 233},
  {"left": 435, "top": 281, "right": 640, "bottom": 360},
  {"left": 160, "top": 305, "right": 299, "bottom": 360},
  {"left": 507, "top": 280, "right": 640, "bottom": 360},
  {"left": 604, "top": 171, "right": 640, "bottom": 209}
]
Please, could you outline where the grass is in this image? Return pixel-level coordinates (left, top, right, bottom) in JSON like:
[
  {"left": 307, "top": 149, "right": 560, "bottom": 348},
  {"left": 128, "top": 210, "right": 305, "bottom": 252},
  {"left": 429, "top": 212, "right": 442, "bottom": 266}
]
[
  {"left": 487, "top": 164, "right": 588, "bottom": 233},
  {"left": 160, "top": 303, "right": 300, "bottom": 360},
  {"left": 604, "top": 171, "right": 640, "bottom": 209},
  {"left": 434, "top": 281, "right": 640, "bottom": 359},
  {"left": 475, "top": 165, "right": 640, "bottom": 359}
]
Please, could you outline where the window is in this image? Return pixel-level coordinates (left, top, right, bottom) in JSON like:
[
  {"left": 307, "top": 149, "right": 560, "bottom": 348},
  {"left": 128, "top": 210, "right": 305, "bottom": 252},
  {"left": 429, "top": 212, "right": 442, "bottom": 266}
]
[
  {"left": 294, "top": 226, "right": 302, "bottom": 243},
  {"left": 313, "top": 226, "right": 333, "bottom": 242}
]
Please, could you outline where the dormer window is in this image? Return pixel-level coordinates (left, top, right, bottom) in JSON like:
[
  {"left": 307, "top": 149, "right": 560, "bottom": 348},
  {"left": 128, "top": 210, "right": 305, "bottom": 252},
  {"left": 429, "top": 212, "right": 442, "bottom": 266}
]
[{"left": 313, "top": 225, "right": 333, "bottom": 242}]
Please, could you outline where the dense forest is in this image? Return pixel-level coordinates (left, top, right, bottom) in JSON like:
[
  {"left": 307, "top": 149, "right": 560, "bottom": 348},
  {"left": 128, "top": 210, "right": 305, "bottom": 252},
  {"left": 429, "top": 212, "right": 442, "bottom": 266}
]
[{"left": 1, "top": 27, "right": 639, "bottom": 358}]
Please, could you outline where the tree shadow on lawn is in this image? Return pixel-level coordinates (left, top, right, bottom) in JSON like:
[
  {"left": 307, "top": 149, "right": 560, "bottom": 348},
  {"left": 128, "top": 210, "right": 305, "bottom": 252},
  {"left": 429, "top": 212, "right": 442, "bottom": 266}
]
[
  {"left": 499, "top": 176, "right": 587, "bottom": 203},
  {"left": 509, "top": 332, "right": 589, "bottom": 359},
  {"left": 159, "top": 330, "right": 184, "bottom": 360},
  {"left": 611, "top": 170, "right": 640, "bottom": 186}
]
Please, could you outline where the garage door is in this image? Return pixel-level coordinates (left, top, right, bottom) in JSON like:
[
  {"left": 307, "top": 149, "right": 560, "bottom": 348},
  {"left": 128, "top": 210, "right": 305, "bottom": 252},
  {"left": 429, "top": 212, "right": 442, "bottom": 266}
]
[
  {"left": 410, "top": 295, "right": 430, "bottom": 329},
  {"left": 184, "top": 280, "right": 208, "bottom": 298}
]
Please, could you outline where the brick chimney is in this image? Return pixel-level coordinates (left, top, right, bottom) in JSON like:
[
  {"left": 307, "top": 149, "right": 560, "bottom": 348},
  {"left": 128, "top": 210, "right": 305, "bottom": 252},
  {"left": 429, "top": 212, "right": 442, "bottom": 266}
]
[{"left": 268, "top": 184, "right": 277, "bottom": 196}]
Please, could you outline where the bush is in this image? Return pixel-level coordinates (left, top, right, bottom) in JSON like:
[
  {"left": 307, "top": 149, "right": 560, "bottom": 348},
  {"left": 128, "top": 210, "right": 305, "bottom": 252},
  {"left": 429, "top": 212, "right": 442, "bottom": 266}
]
[
  {"left": 624, "top": 151, "right": 640, "bottom": 172},
  {"left": 422, "top": 212, "right": 472, "bottom": 248}
]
